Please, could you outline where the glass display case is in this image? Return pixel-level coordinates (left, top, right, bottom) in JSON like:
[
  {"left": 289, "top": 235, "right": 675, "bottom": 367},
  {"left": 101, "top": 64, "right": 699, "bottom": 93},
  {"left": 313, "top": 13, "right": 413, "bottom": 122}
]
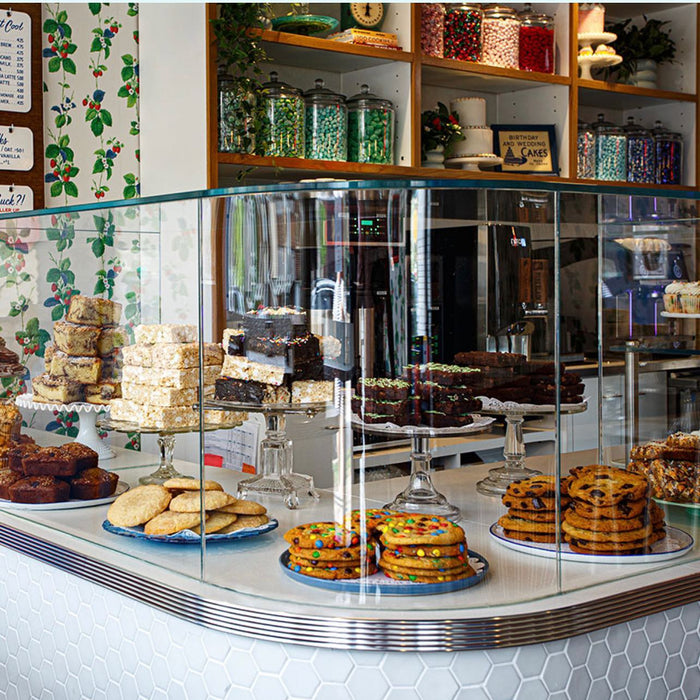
[{"left": 1, "top": 180, "right": 699, "bottom": 648}]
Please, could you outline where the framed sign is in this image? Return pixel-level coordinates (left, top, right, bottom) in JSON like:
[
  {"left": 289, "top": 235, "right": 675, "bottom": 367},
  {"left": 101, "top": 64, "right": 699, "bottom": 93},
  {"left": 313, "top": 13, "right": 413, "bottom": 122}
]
[
  {"left": 0, "top": 9, "right": 31, "bottom": 113},
  {"left": 491, "top": 125, "right": 559, "bottom": 175}
]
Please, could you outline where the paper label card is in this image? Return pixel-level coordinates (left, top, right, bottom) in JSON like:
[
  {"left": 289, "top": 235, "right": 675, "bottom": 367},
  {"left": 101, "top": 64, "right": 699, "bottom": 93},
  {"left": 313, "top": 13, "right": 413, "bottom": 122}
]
[
  {"left": 0, "top": 185, "right": 33, "bottom": 212},
  {"left": 0, "top": 10, "right": 31, "bottom": 113},
  {"left": 0, "top": 124, "right": 32, "bottom": 170}
]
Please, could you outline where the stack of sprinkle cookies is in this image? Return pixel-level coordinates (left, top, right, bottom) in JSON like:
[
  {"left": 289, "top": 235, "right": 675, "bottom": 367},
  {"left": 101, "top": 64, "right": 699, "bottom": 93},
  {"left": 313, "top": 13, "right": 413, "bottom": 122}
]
[
  {"left": 497, "top": 475, "right": 572, "bottom": 543},
  {"left": 284, "top": 523, "right": 377, "bottom": 579}
]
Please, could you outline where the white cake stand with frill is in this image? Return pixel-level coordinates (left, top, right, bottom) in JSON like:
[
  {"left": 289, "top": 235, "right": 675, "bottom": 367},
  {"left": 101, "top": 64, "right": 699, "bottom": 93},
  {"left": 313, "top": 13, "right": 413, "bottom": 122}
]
[
  {"left": 445, "top": 154, "right": 504, "bottom": 172},
  {"left": 577, "top": 32, "right": 621, "bottom": 80},
  {"left": 16, "top": 393, "right": 115, "bottom": 460},
  {"left": 352, "top": 415, "right": 496, "bottom": 520}
]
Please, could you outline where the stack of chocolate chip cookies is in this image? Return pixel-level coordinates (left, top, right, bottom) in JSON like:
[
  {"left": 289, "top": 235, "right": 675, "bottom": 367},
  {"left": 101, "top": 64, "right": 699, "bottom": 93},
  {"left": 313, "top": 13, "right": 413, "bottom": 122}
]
[
  {"left": 377, "top": 515, "right": 473, "bottom": 582},
  {"left": 284, "top": 522, "right": 377, "bottom": 580},
  {"left": 563, "top": 465, "right": 666, "bottom": 555},
  {"left": 498, "top": 476, "right": 571, "bottom": 543}
]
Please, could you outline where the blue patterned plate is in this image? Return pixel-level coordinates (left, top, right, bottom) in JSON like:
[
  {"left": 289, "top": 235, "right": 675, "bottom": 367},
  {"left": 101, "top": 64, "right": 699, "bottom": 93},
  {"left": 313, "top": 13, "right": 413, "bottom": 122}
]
[
  {"left": 280, "top": 549, "right": 488, "bottom": 595},
  {"left": 102, "top": 518, "right": 278, "bottom": 544}
]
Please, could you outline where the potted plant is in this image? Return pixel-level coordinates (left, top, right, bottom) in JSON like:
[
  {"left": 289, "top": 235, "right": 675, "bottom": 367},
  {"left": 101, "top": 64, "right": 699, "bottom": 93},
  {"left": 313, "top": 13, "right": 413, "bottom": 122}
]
[
  {"left": 421, "top": 102, "right": 462, "bottom": 168},
  {"left": 607, "top": 17, "right": 676, "bottom": 88}
]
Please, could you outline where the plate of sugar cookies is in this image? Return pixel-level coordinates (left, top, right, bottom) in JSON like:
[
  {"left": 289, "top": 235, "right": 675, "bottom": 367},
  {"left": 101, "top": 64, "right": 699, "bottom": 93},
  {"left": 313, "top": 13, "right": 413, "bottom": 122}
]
[
  {"left": 0, "top": 439, "right": 126, "bottom": 509},
  {"left": 280, "top": 515, "right": 489, "bottom": 595},
  {"left": 491, "top": 469, "right": 694, "bottom": 564},
  {"left": 102, "top": 478, "right": 278, "bottom": 543}
]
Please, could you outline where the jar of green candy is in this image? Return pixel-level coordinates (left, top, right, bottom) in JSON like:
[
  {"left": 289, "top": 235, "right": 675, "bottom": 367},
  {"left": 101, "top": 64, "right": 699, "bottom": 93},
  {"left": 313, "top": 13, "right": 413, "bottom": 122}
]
[
  {"left": 218, "top": 66, "right": 256, "bottom": 154},
  {"left": 261, "top": 72, "right": 305, "bottom": 158},
  {"left": 304, "top": 78, "right": 347, "bottom": 162},
  {"left": 347, "top": 84, "right": 395, "bottom": 164},
  {"left": 593, "top": 113, "right": 626, "bottom": 181}
]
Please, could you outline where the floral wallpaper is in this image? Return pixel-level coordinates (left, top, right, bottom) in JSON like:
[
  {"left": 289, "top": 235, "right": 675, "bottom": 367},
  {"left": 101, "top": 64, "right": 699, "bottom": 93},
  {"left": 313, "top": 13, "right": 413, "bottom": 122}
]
[{"left": 42, "top": 2, "right": 140, "bottom": 206}]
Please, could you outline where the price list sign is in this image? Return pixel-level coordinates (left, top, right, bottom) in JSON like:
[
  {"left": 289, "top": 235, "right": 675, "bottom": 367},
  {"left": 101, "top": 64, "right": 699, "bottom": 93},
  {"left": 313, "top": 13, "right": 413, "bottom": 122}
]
[{"left": 0, "top": 9, "right": 31, "bottom": 113}]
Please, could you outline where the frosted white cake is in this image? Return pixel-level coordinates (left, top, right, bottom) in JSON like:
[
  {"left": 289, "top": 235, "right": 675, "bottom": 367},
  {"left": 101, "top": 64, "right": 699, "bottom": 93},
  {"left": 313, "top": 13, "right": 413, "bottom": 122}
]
[
  {"left": 452, "top": 127, "right": 494, "bottom": 157},
  {"left": 450, "top": 97, "right": 486, "bottom": 127}
]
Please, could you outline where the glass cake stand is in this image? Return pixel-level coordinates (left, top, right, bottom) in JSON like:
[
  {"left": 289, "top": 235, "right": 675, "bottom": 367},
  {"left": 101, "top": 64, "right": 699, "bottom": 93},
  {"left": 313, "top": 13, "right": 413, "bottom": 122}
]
[
  {"left": 476, "top": 399, "right": 588, "bottom": 496},
  {"left": 351, "top": 415, "right": 496, "bottom": 520},
  {"left": 16, "top": 393, "right": 115, "bottom": 460},
  {"left": 204, "top": 399, "right": 328, "bottom": 509},
  {"left": 98, "top": 418, "right": 240, "bottom": 485}
]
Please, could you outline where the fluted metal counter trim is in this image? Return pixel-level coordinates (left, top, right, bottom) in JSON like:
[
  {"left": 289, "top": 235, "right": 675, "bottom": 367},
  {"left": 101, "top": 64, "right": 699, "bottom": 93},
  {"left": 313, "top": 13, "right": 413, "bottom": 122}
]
[{"left": 2, "top": 523, "right": 699, "bottom": 651}]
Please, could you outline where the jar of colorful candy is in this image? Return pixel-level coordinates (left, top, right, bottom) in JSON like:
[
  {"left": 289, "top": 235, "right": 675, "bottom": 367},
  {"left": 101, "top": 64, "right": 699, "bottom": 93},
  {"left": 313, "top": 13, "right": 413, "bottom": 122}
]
[
  {"left": 347, "top": 84, "right": 395, "bottom": 164},
  {"left": 593, "top": 114, "right": 626, "bottom": 181},
  {"left": 482, "top": 5, "right": 520, "bottom": 69},
  {"left": 421, "top": 3, "right": 446, "bottom": 58},
  {"left": 518, "top": 4, "right": 554, "bottom": 73},
  {"left": 652, "top": 121, "right": 683, "bottom": 185},
  {"left": 577, "top": 121, "right": 595, "bottom": 179},
  {"left": 261, "top": 72, "right": 305, "bottom": 158},
  {"left": 304, "top": 79, "right": 347, "bottom": 162},
  {"left": 623, "top": 117, "right": 655, "bottom": 183},
  {"left": 444, "top": 3, "right": 483, "bottom": 63}
]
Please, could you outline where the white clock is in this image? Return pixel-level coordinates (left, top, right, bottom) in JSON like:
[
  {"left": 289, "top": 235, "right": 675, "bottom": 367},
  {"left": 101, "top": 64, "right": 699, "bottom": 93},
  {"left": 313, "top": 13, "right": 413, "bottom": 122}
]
[{"left": 342, "top": 3, "right": 385, "bottom": 31}]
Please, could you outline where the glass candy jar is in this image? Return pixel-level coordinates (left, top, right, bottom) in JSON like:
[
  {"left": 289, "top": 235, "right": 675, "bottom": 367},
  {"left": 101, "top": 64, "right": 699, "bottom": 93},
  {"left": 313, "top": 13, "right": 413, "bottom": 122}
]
[
  {"left": 482, "top": 5, "right": 520, "bottom": 69},
  {"left": 652, "top": 121, "right": 683, "bottom": 185},
  {"left": 304, "top": 79, "right": 347, "bottom": 161},
  {"left": 218, "top": 66, "right": 255, "bottom": 154},
  {"left": 421, "top": 3, "right": 446, "bottom": 58},
  {"left": 577, "top": 121, "right": 595, "bottom": 179},
  {"left": 347, "top": 84, "right": 395, "bottom": 165},
  {"left": 518, "top": 5, "right": 554, "bottom": 73},
  {"left": 623, "top": 117, "right": 655, "bottom": 183},
  {"left": 444, "top": 3, "right": 483, "bottom": 63},
  {"left": 594, "top": 114, "right": 626, "bottom": 181},
  {"left": 261, "top": 72, "right": 305, "bottom": 158}
]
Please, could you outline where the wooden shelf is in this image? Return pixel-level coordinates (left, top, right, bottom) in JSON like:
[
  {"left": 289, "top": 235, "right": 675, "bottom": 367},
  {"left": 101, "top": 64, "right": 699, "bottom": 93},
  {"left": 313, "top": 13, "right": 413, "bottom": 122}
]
[
  {"left": 422, "top": 56, "right": 571, "bottom": 93},
  {"left": 577, "top": 79, "right": 696, "bottom": 109}
]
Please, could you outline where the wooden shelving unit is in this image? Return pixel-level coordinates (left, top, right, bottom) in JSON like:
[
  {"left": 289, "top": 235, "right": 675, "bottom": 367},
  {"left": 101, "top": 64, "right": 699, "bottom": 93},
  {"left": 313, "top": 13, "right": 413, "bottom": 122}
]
[{"left": 207, "top": 3, "right": 700, "bottom": 190}]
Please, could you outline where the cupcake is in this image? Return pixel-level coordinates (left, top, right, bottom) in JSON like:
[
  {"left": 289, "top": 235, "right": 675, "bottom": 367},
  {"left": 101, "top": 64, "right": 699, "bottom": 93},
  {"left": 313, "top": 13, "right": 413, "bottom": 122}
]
[
  {"left": 664, "top": 281, "right": 685, "bottom": 313},
  {"left": 681, "top": 282, "right": 700, "bottom": 314}
]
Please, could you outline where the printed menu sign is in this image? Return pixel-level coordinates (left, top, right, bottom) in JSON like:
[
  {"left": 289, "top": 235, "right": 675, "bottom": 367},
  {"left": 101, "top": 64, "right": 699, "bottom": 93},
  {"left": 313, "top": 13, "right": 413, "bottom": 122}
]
[
  {"left": 0, "top": 124, "right": 32, "bottom": 170},
  {"left": 0, "top": 185, "right": 33, "bottom": 212},
  {"left": 0, "top": 10, "right": 31, "bottom": 113}
]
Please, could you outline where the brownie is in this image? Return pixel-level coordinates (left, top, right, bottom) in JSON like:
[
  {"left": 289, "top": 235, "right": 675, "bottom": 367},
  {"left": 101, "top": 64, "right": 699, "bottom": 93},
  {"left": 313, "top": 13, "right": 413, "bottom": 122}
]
[
  {"left": 351, "top": 396, "right": 408, "bottom": 419},
  {"left": 61, "top": 442, "right": 99, "bottom": 471},
  {"left": 70, "top": 467, "right": 119, "bottom": 500},
  {"left": 417, "top": 381, "right": 475, "bottom": 401},
  {"left": 454, "top": 351, "right": 525, "bottom": 368},
  {"left": 523, "top": 361, "right": 565, "bottom": 375},
  {"left": 488, "top": 387, "right": 532, "bottom": 403},
  {"left": 227, "top": 330, "right": 245, "bottom": 356},
  {"left": 531, "top": 373, "right": 582, "bottom": 386},
  {"left": 414, "top": 363, "right": 481, "bottom": 387},
  {"left": 9, "top": 475, "right": 71, "bottom": 503},
  {"left": 7, "top": 443, "right": 40, "bottom": 473},
  {"left": 21, "top": 447, "right": 78, "bottom": 478},
  {"left": 0, "top": 468, "right": 23, "bottom": 500},
  {"left": 356, "top": 377, "right": 410, "bottom": 401},
  {"left": 362, "top": 412, "right": 408, "bottom": 426},
  {"left": 214, "top": 377, "right": 289, "bottom": 404}
]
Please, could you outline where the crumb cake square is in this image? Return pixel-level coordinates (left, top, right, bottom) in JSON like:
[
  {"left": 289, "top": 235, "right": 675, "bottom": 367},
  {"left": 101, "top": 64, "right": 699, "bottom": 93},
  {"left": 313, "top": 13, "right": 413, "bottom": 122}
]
[{"left": 66, "top": 296, "right": 122, "bottom": 326}]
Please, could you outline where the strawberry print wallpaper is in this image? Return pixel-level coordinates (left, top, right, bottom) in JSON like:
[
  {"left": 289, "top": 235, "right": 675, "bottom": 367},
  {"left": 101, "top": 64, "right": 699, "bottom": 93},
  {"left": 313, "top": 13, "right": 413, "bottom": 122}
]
[{"left": 42, "top": 2, "right": 140, "bottom": 206}]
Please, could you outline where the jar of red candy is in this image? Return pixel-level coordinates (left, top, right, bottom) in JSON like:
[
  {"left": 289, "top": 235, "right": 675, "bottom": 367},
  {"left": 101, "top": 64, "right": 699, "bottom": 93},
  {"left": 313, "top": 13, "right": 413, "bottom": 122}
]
[
  {"left": 482, "top": 5, "right": 520, "bottom": 69},
  {"left": 518, "top": 4, "right": 555, "bottom": 73},
  {"left": 421, "top": 4, "right": 446, "bottom": 58},
  {"left": 444, "top": 3, "right": 483, "bottom": 63}
]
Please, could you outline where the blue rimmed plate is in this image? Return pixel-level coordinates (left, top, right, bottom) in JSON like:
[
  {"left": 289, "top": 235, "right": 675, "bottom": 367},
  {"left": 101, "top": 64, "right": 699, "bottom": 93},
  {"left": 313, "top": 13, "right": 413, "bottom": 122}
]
[
  {"left": 490, "top": 523, "right": 694, "bottom": 564},
  {"left": 271, "top": 15, "right": 339, "bottom": 36},
  {"left": 280, "top": 549, "right": 489, "bottom": 595},
  {"left": 102, "top": 518, "right": 278, "bottom": 544}
]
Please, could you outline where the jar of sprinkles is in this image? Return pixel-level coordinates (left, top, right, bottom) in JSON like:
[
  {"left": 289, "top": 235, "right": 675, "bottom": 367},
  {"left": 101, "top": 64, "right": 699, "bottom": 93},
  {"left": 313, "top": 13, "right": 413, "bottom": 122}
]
[
  {"left": 652, "top": 121, "right": 683, "bottom": 185},
  {"left": 623, "top": 117, "right": 655, "bottom": 183},
  {"left": 518, "top": 4, "right": 554, "bottom": 73},
  {"left": 593, "top": 113, "right": 626, "bottom": 181},
  {"left": 444, "top": 3, "right": 483, "bottom": 63},
  {"left": 304, "top": 78, "right": 347, "bottom": 162},
  {"left": 347, "top": 84, "right": 395, "bottom": 164},
  {"left": 261, "top": 72, "right": 305, "bottom": 158},
  {"left": 421, "top": 3, "right": 446, "bottom": 58},
  {"left": 577, "top": 120, "right": 595, "bottom": 179},
  {"left": 481, "top": 5, "right": 520, "bottom": 69}
]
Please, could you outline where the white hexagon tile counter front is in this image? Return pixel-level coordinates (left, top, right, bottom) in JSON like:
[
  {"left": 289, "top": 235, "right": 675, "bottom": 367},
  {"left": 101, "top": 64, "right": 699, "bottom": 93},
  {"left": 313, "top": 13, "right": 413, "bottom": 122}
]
[{"left": 2, "top": 546, "right": 700, "bottom": 699}]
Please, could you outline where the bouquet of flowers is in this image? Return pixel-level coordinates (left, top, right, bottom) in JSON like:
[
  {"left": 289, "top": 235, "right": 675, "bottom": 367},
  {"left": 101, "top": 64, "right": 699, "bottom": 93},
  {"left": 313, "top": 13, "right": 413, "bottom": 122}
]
[{"left": 421, "top": 102, "right": 462, "bottom": 158}]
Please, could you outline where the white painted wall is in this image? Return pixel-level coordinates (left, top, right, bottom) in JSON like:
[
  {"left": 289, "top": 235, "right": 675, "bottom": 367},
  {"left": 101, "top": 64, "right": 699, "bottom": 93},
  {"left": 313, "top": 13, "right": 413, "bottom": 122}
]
[{"left": 139, "top": 3, "right": 209, "bottom": 196}]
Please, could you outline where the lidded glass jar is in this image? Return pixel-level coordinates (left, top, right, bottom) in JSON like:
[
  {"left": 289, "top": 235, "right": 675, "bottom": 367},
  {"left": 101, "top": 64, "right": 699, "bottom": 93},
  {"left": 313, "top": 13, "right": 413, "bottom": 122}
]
[
  {"left": 346, "top": 84, "right": 395, "bottom": 164},
  {"left": 593, "top": 113, "right": 626, "bottom": 181},
  {"left": 444, "top": 3, "right": 483, "bottom": 63},
  {"left": 261, "top": 71, "right": 305, "bottom": 158},
  {"left": 481, "top": 5, "right": 520, "bottom": 69},
  {"left": 218, "top": 66, "right": 255, "bottom": 154},
  {"left": 623, "top": 117, "right": 655, "bottom": 183},
  {"left": 652, "top": 120, "right": 683, "bottom": 185},
  {"left": 577, "top": 120, "right": 595, "bottom": 179},
  {"left": 421, "top": 3, "right": 446, "bottom": 58},
  {"left": 304, "top": 78, "right": 347, "bottom": 162},
  {"left": 518, "top": 4, "right": 554, "bottom": 73}
]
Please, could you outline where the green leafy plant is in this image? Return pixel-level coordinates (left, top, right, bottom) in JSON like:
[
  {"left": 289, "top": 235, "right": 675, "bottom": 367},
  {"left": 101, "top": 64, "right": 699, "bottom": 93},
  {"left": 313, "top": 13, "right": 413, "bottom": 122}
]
[
  {"left": 211, "top": 3, "right": 271, "bottom": 156},
  {"left": 421, "top": 102, "right": 462, "bottom": 158},
  {"left": 608, "top": 17, "right": 676, "bottom": 81}
]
